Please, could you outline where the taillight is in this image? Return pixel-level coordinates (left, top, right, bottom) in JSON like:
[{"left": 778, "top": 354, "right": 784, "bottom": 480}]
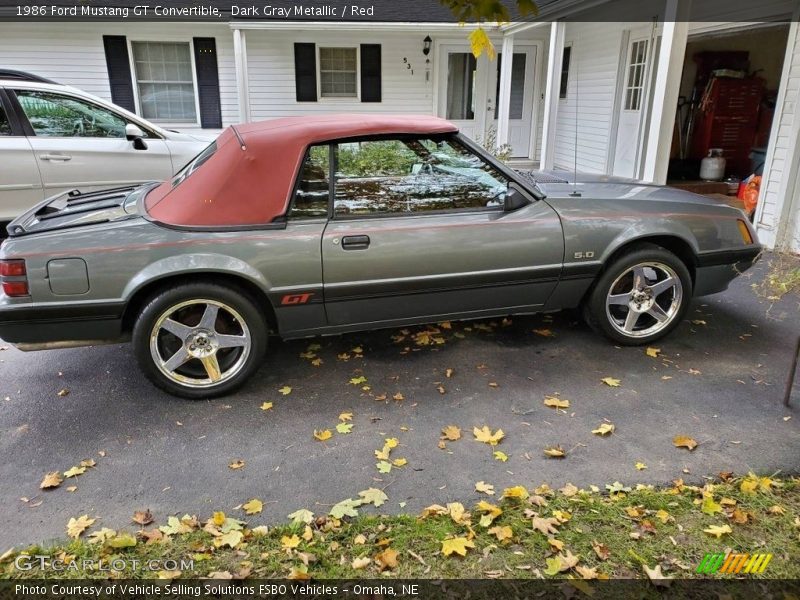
[
  {"left": 737, "top": 219, "right": 754, "bottom": 244},
  {"left": 0, "top": 259, "right": 29, "bottom": 297},
  {"left": 0, "top": 259, "right": 25, "bottom": 277}
]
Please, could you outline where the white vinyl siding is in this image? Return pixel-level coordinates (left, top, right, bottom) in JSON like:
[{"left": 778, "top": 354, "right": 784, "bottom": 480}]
[
  {"left": 553, "top": 21, "right": 630, "bottom": 174},
  {"left": 0, "top": 22, "right": 237, "bottom": 132}
]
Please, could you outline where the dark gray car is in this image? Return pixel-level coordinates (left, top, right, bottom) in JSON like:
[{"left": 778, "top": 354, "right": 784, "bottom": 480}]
[{"left": 0, "top": 115, "right": 761, "bottom": 398}]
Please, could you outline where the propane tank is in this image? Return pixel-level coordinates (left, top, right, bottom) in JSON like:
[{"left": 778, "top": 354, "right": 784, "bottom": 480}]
[{"left": 700, "top": 148, "right": 726, "bottom": 181}]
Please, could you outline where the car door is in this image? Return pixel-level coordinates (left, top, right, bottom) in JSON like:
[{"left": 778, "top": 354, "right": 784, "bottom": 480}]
[
  {"left": 0, "top": 90, "right": 44, "bottom": 221},
  {"left": 321, "top": 135, "right": 564, "bottom": 327},
  {"left": 12, "top": 88, "right": 173, "bottom": 197}
]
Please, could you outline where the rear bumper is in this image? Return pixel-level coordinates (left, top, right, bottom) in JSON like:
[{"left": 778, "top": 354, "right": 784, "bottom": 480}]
[
  {"left": 693, "top": 245, "right": 761, "bottom": 296},
  {"left": 0, "top": 301, "right": 126, "bottom": 348}
]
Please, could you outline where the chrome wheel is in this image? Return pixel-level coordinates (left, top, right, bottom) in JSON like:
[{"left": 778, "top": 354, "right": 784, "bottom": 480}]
[
  {"left": 149, "top": 299, "right": 251, "bottom": 389},
  {"left": 605, "top": 262, "right": 683, "bottom": 338}
]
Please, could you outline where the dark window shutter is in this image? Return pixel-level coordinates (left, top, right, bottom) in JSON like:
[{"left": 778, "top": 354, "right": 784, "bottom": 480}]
[
  {"left": 294, "top": 43, "right": 317, "bottom": 102},
  {"left": 360, "top": 44, "right": 381, "bottom": 103},
  {"left": 193, "top": 37, "right": 222, "bottom": 128},
  {"left": 102, "top": 36, "right": 135, "bottom": 113}
]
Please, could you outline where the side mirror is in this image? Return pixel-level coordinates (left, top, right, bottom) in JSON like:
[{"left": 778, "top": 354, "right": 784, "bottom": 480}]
[
  {"left": 504, "top": 186, "right": 529, "bottom": 211},
  {"left": 125, "top": 123, "right": 148, "bottom": 150}
]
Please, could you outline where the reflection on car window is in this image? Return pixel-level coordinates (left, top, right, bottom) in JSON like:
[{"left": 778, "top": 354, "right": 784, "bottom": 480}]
[
  {"left": 0, "top": 100, "right": 11, "bottom": 135},
  {"left": 290, "top": 145, "right": 330, "bottom": 219},
  {"left": 15, "top": 90, "right": 128, "bottom": 138},
  {"left": 333, "top": 136, "right": 508, "bottom": 216},
  {"left": 171, "top": 141, "right": 217, "bottom": 188}
]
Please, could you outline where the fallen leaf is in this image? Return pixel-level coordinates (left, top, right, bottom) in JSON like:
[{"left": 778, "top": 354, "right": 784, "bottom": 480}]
[
  {"left": 445, "top": 368, "right": 454, "bottom": 378},
  {"left": 40, "top": 472, "right": 63, "bottom": 489},
  {"left": 260, "top": 402, "right": 273, "bottom": 411},
  {"left": 559, "top": 483, "right": 578, "bottom": 497},
  {"left": 493, "top": 450, "right": 508, "bottom": 462},
  {"left": 358, "top": 488, "right": 388, "bottom": 507},
  {"left": 88, "top": 527, "right": 116, "bottom": 544},
  {"left": 635, "top": 462, "right": 648, "bottom": 471},
  {"left": 601, "top": 377, "right": 621, "bottom": 387},
  {"left": 228, "top": 460, "right": 245, "bottom": 470},
  {"left": 107, "top": 532, "right": 137, "bottom": 549},
  {"left": 132, "top": 509, "right": 154, "bottom": 526},
  {"left": 278, "top": 386, "right": 292, "bottom": 395},
  {"left": 441, "top": 537, "right": 475, "bottom": 557},
  {"left": 592, "top": 423, "right": 615, "bottom": 436},
  {"left": 336, "top": 423, "right": 353, "bottom": 434},
  {"left": 392, "top": 393, "right": 404, "bottom": 401},
  {"left": 543, "top": 445, "right": 565, "bottom": 458},
  {"left": 543, "top": 395, "right": 570, "bottom": 409},
  {"left": 473, "top": 426, "right": 504, "bottom": 446},
  {"left": 374, "top": 547, "right": 399, "bottom": 570},
  {"left": 643, "top": 564, "right": 673, "bottom": 588},
  {"left": 502, "top": 486, "right": 529, "bottom": 500},
  {"left": 376, "top": 461, "right": 392, "bottom": 474},
  {"left": 441, "top": 425, "right": 462, "bottom": 441},
  {"left": 488, "top": 525, "right": 514, "bottom": 542},
  {"left": 349, "top": 376, "right": 367, "bottom": 386},
  {"left": 338, "top": 412, "right": 353, "bottom": 422},
  {"left": 544, "top": 549, "right": 579, "bottom": 574},
  {"left": 63, "top": 466, "right": 86, "bottom": 478},
  {"left": 57, "top": 388, "right": 70, "bottom": 397},
  {"left": 313, "top": 429, "right": 332, "bottom": 441},
  {"left": 288, "top": 509, "right": 314, "bottom": 524},
  {"left": 673, "top": 436, "right": 698, "bottom": 451},
  {"left": 655, "top": 509, "right": 670, "bottom": 524},
  {"left": 592, "top": 540, "right": 611, "bottom": 560},
  {"left": 703, "top": 524, "right": 732, "bottom": 538},
  {"left": 645, "top": 347, "right": 661, "bottom": 358},
  {"left": 351, "top": 556, "right": 371, "bottom": 569},
  {"left": 532, "top": 328, "right": 554, "bottom": 337},
  {"left": 281, "top": 534, "right": 301, "bottom": 549},
  {"left": 243, "top": 499, "right": 263, "bottom": 515},
  {"left": 392, "top": 457, "right": 407, "bottom": 467},
  {"left": 701, "top": 494, "right": 722, "bottom": 515},
  {"left": 475, "top": 481, "right": 495, "bottom": 495},
  {"left": 66, "top": 515, "right": 95, "bottom": 539},
  {"left": 329, "top": 498, "right": 360, "bottom": 519},
  {"left": 575, "top": 565, "right": 599, "bottom": 580},
  {"left": 531, "top": 516, "right": 560, "bottom": 536}
]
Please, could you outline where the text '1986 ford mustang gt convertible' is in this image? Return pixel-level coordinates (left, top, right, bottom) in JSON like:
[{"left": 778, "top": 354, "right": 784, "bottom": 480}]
[{"left": 0, "top": 115, "right": 761, "bottom": 398}]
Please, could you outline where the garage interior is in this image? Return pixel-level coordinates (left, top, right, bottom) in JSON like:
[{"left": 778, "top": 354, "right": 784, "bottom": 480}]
[{"left": 667, "top": 23, "right": 790, "bottom": 217}]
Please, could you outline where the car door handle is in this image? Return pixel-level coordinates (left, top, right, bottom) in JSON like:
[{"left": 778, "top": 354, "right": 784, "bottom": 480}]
[
  {"left": 341, "top": 235, "right": 370, "bottom": 250},
  {"left": 39, "top": 153, "right": 72, "bottom": 161}
]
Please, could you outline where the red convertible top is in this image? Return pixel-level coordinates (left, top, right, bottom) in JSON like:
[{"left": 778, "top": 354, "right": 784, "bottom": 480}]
[{"left": 145, "top": 114, "right": 459, "bottom": 227}]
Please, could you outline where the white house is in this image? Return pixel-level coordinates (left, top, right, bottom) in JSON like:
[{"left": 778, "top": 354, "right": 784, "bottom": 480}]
[{"left": 0, "top": 0, "right": 798, "bottom": 250}]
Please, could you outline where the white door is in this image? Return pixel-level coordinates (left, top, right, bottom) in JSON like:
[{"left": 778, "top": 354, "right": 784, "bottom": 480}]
[
  {"left": 489, "top": 46, "right": 538, "bottom": 158},
  {"left": 438, "top": 44, "right": 491, "bottom": 142},
  {"left": 0, "top": 95, "right": 44, "bottom": 220},
  {"left": 612, "top": 30, "right": 653, "bottom": 178},
  {"left": 13, "top": 88, "right": 173, "bottom": 197}
]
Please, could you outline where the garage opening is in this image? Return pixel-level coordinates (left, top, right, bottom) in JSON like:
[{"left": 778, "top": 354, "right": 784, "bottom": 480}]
[{"left": 667, "top": 24, "right": 790, "bottom": 218}]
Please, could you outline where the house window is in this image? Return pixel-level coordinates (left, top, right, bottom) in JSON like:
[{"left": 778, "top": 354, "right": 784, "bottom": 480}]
[
  {"left": 623, "top": 39, "right": 649, "bottom": 111},
  {"left": 559, "top": 46, "right": 571, "bottom": 99},
  {"left": 132, "top": 41, "right": 197, "bottom": 122},
  {"left": 319, "top": 47, "right": 358, "bottom": 98}
]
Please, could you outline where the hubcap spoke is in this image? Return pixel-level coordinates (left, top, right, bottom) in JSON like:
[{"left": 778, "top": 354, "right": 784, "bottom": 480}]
[
  {"left": 623, "top": 309, "right": 640, "bottom": 333},
  {"left": 200, "top": 353, "right": 222, "bottom": 382},
  {"left": 163, "top": 348, "right": 191, "bottom": 372},
  {"left": 160, "top": 318, "right": 193, "bottom": 339},
  {"left": 649, "top": 276, "right": 676, "bottom": 297},
  {"left": 632, "top": 266, "right": 647, "bottom": 290},
  {"left": 198, "top": 304, "right": 220, "bottom": 331},
  {"left": 216, "top": 333, "right": 248, "bottom": 348},
  {"left": 647, "top": 303, "right": 669, "bottom": 323},
  {"left": 608, "top": 293, "right": 630, "bottom": 306}
]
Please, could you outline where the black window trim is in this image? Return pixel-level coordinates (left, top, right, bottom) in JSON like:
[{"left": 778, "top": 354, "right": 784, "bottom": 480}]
[
  {"left": 9, "top": 87, "right": 163, "bottom": 140},
  {"left": 285, "top": 142, "right": 332, "bottom": 222},
  {"left": 0, "top": 88, "right": 27, "bottom": 136}
]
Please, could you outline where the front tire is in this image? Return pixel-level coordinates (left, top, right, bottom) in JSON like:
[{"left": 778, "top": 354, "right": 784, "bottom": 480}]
[
  {"left": 584, "top": 245, "right": 692, "bottom": 345},
  {"left": 132, "top": 282, "right": 268, "bottom": 399}
]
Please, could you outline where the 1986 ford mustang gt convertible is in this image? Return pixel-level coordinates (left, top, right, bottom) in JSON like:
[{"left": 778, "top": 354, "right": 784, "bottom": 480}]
[{"left": 0, "top": 115, "right": 760, "bottom": 398}]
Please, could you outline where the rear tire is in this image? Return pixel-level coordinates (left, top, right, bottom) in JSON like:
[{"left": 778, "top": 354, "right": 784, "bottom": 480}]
[
  {"left": 132, "top": 282, "right": 267, "bottom": 399},
  {"left": 583, "top": 245, "right": 692, "bottom": 346}
]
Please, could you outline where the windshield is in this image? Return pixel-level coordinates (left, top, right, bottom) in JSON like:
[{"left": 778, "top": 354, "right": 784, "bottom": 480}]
[{"left": 171, "top": 141, "right": 217, "bottom": 188}]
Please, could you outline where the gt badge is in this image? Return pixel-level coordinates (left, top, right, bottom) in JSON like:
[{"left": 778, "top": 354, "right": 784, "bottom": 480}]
[{"left": 281, "top": 293, "right": 314, "bottom": 305}]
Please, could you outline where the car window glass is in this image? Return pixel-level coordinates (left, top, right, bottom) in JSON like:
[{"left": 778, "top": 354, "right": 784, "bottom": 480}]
[
  {"left": 0, "top": 99, "right": 11, "bottom": 135},
  {"left": 15, "top": 90, "right": 128, "bottom": 138},
  {"left": 171, "top": 141, "right": 217, "bottom": 188},
  {"left": 290, "top": 145, "right": 330, "bottom": 219},
  {"left": 333, "top": 137, "right": 508, "bottom": 216}
]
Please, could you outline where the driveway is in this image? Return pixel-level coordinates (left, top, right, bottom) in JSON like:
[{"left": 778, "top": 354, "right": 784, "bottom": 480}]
[{"left": 1, "top": 257, "right": 798, "bottom": 548}]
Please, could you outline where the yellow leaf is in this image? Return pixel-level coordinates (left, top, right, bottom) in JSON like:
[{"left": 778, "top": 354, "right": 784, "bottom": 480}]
[
  {"left": 212, "top": 511, "right": 226, "bottom": 526},
  {"left": 392, "top": 392, "right": 404, "bottom": 401},
  {"left": 548, "top": 538, "right": 565, "bottom": 552},
  {"left": 336, "top": 423, "right": 353, "bottom": 434},
  {"left": 374, "top": 547, "right": 399, "bottom": 570},
  {"left": 313, "top": 429, "right": 332, "bottom": 441},
  {"left": 311, "top": 358, "right": 323, "bottom": 367},
  {"left": 66, "top": 515, "right": 95, "bottom": 539},
  {"left": 493, "top": 450, "right": 508, "bottom": 462},
  {"left": 543, "top": 395, "right": 570, "bottom": 409},
  {"left": 601, "top": 377, "right": 621, "bottom": 387},
  {"left": 532, "top": 328, "right": 555, "bottom": 337},
  {"left": 473, "top": 425, "right": 504, "bottom": 446},
  {"left": 531, "top": 516, "right": 560, "bottom": 536},
  {"left": 392, "top": 457, "right": 407, "bottom": 467},
  {"left": 447, "top": 502, "right": 468, "bottom": 524},
  {"left": 646, "top": 347, "right": 661, "bottom": 358},
  {"left": 40, "top": 471, "right": 63, "bottom": 489},
  {"left": 281, "top": 534, "right": 301, "bottom": 549},
  {"left": 288, "top": 508, "right": 314, "bottom": 524},
  {"left": 703, "top": 524, "right": 732, "bottom": 538},
  {"left": 376, "top": 461, "right": 392, "bottom": 473},
  {"left": 278, "top": 386, "right": 292, "bottom": 395},
  {"left": 260, "top": 402, "right": 273, "bottom": 411},
  {"left": 349, "top": 376, "right": 367, "bottom": 385},
  {"left": 441, "top": 537, "right": 475, "bottom": 557},
  {"left": 302, "top": 525, "right": 313, "bottom": 541},
  {"left": 488, "top": 525, "right": 514, "bottom": 542},
  {"left": 643, "top": 564, "right": 673, "bottom": 588},
  {"left": 63, "top": 466, "right": 86, "bottom": 478},
  {"left": 375, "top": 445, "right": 391, "bottom": 460},
  {"left": 420, "top": 504, "right": 448, "bottom": 518},
  {"left": 215, "top": 530, "right": 243, "bottom": 549},
  {"left": 543, "top": 445, "right": 566, "bottom": 458},
  {"left": 655, "top": 509, "right": 670, "bottom": 524},
  {"left": 385, "top": 437, "right": 399, "bottom": 449},
  {"left": 228, "top": 459, "right": 245, "bottom": 470},
  {"left": 592, "top": 423, "right": 615, "bottom": 436},
  {"left": 673, "top": 435, "right": 698, "bottom": 450},
  {"left": 635, "top": 462, "right": 648, "bottom": 471},
  {"left": 476, "top": 500, "right": 502, "bottom": 519},
  {"left": 475, "top": 481, "right": 495, "bottom": 495},
  {"left": 338, "top": 412, "right": 353, "bottom": 422},
  {"left": 242, "top": 499, "right": 263, "bottom": 515},
  {"left": 351, "top": 556, "right": 371, "bottom": 569},
  {"left": 701, "top": 493, "right": 722, "bottom": 515},
  {"left": 441, "top": 425, "right": 462, "bottom": 441},
  {"left": 501, "top": 486, "right": 529, "bottom": 500}
]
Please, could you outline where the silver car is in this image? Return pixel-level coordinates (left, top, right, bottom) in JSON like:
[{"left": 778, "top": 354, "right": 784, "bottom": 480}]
[{"left": 0, "top": 114, "right": 761, "bottom": 399}]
